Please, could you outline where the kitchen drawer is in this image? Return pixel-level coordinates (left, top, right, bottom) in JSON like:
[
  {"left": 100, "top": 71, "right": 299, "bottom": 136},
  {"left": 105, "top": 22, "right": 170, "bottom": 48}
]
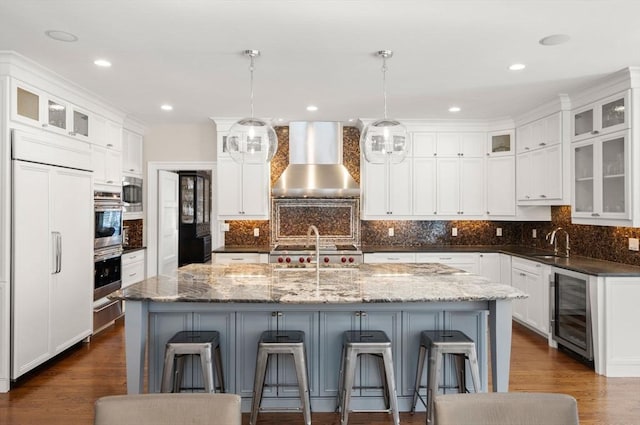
[
  {"left": 122, "top": 260, "right": 145, "bottom": 288},
  {"left": 213, "top": 252, "right": 268, "bottom": 264},
  {"left": 122, "top": 249, "right": 145, "bottom": 265},
  {"left": 363, "top": 252, "right": 416, "bottom": 263},
  {"left": 511, "top": 257, "right": 544, "bottom": 276},
  {"left": 415, "top": 252, "right": 479, "bottom": 273}
]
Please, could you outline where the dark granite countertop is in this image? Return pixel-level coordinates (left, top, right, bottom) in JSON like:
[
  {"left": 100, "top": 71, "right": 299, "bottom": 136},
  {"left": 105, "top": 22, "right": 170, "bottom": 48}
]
[
  {"left": 123, "top": 246, "right": 146, "bottom": 253},
  {"left": 363, "top": 245, "right": 640, "bottom": 277}
]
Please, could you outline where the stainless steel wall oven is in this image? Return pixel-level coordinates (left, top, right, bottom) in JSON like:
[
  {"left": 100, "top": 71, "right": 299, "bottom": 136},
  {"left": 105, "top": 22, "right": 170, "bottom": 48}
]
[
  {"left": 94, "top": 245, "right": 122, "bottom": 300},
  {"left": 550, "top": 267, "right": 594, "bottom": 365},
  {"left": 94, "top": 191, "right": 123, "bottom": 249}
]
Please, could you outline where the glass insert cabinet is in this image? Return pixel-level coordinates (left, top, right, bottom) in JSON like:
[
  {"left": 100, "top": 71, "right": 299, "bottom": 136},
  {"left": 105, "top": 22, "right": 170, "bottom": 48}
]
[
  {"left": 572, "top": 91, "right": 629, "bottom": 142},
  {"left": 572, "top": 130, "right": 629, "bottom": 221},
  {"left": 178, "top": 171, "right": 211, "bottom": 265}
]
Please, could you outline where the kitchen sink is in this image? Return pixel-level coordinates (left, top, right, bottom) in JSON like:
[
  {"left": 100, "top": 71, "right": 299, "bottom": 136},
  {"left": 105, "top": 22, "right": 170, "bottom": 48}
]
[{"left": 528, "top": 253, "right": 565, "bottom": 259}]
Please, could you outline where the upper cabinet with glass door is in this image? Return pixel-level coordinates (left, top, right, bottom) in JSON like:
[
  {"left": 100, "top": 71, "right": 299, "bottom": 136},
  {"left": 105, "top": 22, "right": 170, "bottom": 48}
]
[
  {"left": 11, "top": 79, "right": 103, "bottom": 144},
  {"left": 572, "top": 91, "right": 629, "bottom": 142},
  {"left": 487, "top": 130, "right": 514, "bottom": 156},
  {"left": 572, "top": 130, "right": 630, "bottom": 225}
]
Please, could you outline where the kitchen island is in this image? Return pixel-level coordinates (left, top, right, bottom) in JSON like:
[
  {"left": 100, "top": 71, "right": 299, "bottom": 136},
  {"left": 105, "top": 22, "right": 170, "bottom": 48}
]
[{"left": 113, "top": 262, "right": 525, "bottom": 412}]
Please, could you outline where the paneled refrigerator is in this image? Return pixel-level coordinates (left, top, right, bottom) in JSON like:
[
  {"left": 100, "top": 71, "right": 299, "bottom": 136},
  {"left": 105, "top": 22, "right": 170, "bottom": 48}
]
[{"left": 11, "top": 129, "right": 93, "bottom": 379}]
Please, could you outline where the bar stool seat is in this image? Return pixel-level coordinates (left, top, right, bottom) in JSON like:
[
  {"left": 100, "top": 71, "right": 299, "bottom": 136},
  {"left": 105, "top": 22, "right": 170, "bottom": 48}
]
[
  {"left": 250, "top": 330, "right": 311, "bottom": 425},
  {"left": 337, "top": 330, "right": 399, "bottom": 425},
  {"left": 160, "top": 331, "right": 225, "bottom": 394},
  {"left": 411, "top": 330, "right": 481, "bottom": 424}
]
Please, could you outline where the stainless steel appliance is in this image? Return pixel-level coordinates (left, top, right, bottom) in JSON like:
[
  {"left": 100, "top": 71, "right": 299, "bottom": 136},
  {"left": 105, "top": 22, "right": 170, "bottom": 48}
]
[
  {"left": 94, "top": 191, "right": 123, "bottom": 249},
  {"left": 269, "top": 244, "right": 362, "bottom": 265},
  {"left": 122, "top": 175, "right": 143, "bottom": 213},
  {"left": 93, "top": 245, "right": 123, "bottom": 332},
  {"left": 550, "top": 267, "right": 594, "bottom": 365},
  {"left": 94, "top": 245, "right": 123, "bottom": 300}
]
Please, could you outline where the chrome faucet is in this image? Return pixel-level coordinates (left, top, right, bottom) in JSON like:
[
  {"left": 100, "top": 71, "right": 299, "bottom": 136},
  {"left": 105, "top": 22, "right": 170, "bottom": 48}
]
[
  {"left": 547, "top": 227, "right": 570, "bottom": 257},
  {"left": 306, "top": 225, "right": 320, "bottom": 270}
]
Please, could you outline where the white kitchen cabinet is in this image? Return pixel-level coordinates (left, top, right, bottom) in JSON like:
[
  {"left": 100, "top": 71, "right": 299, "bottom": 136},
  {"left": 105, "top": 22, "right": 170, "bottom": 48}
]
[
  {"left": 511, "top": 257, "right": 550, "bottom": 337},
  {"left": 217, "top": 158, "right": 269, "bottom": 219},
  {"left": 487, "top": 130, "right": 514, "bottom": 157},
  {"left": 213, "top": 252, "right": 268, "bottom": 264},
  {"left": 412, "top": 157, "right": 437, "bottom": 217},
  {"left": 435, "top": 132, "right": 485, "bottom": 158},
  {"left": 122, "top": 249, "right": 146, "bottom": 288},
  {"left": 478, "top": 253, "right": 501, "bottom": 283},
  {"left": 572, "top": 91, "right": 629, "bottom": 143},
  {"left": 436, "top": 156, "right": 484, "bottom": 217},
  {"left": 122, "top": 129, "right": 143, "bottom": 176},
  {"left": 572, "top": 130, "right": 630, "bottom": 225},
  {"left": 412, "top": 132, "right": 436, "bottom": 157},
  {"left": 486, "top": 155, "right": 515, "bottom": 216},
  {"left": 362, "top": 159, "right": 412, "bottom": 218},
  {"left": 517, "top": 113, "right": 562, "bottom": 154},
  {"left": 516, "top": 144, "right": 562, "bottom": 203},
  {"left": 363, "top": 252, "right": 416, "bottom": 263},
  {"left": 415, "top": 253, "right": 479, "bottom": 274},
  {"left": 12, "top": 155, "right": 93, "bottom": 379},
  {"left": 92, "top": 145, "right": 122, "bottom": 189}
]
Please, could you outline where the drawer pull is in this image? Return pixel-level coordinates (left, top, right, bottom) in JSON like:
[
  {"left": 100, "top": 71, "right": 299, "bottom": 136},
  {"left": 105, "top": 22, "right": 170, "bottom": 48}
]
[{"left": 128, "top": 272, "right": 137, "bottom": 277}]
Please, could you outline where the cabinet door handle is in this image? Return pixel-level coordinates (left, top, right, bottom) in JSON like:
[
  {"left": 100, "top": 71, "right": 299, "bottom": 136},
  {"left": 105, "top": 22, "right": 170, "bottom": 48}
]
[
  {"left": 591, "top": 213, "right": 600, "bottom": 217},
  {"left": 42, "top": 123, "right": 49, "bottom": 127},
  {"left": 128, "top": 272, "right": 137, "bottom": 277},
  {"left": 439, "top": 257, "right": 452, "bottom": 260},
  {"left": 540, "top": 194, "right": 547, "bottom": 198},
  {"left": 107, "top": 143, "right": 113, "bottom": 148},
  {"left": 355, "top": 312, "right": 361, "bottom": 317},
  {"left": 486, "top": 211, "right": 490, "bottom": 214},
  {"left": 524, "top": 147, "right": 530, "bottom": 150},
  {"left": 539, "top": 142, "right": 547, "bottom": 146},
  {"left": 486, "top": 153, "right": 490, "bottom": 156},
  {"left": 68, "top": 131, "right": 76, "bottom": 136},
  {"left": 129, "top": 168, "right": 135, "bottom": 172},
  {"left": 129, "top": 256, "right": 137, "bottom": 260},
  {"left": 361, "top": 312, "right": 367, "bottom": 317},
  {"left": 106, "top": 180, "right": 114, "bottom": 184},
  {"left": 591, "top": 130, "right": 600, "bottom": 135}
]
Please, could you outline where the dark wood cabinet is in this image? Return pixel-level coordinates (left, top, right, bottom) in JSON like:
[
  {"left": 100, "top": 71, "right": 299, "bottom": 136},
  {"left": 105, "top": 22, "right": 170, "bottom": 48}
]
[{"left": 178, "top": 171, "right": 211, "bottom": 266}]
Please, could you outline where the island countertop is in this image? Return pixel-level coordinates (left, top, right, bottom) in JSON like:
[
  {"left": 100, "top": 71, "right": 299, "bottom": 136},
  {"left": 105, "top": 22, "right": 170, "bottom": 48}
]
[{"left": 111, "top": 262, "right": 526, "bottom": 304}]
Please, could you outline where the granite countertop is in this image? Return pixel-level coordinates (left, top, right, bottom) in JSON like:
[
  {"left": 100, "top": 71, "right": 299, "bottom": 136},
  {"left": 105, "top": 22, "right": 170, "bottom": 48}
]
[
  {"left": 111, "top": 262, "right": 525, "bottom": 304},
  {"left": 123, "top": 246, "right": 146, "bottom": 253}
]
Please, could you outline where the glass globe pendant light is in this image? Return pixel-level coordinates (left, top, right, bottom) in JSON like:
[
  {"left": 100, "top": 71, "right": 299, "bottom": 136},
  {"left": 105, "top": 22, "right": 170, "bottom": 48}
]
[
  {"left": 360, "top": 50, "right": 408, "bottom": 164},
  {"left": 227, "top": 50, "right": 278, "bottom": 164}
]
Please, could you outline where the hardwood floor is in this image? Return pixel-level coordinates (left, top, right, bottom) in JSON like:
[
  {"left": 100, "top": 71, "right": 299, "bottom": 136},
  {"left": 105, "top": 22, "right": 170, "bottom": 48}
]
[{"left": 1, "top": 320, "right": 638, "bottom": 424}]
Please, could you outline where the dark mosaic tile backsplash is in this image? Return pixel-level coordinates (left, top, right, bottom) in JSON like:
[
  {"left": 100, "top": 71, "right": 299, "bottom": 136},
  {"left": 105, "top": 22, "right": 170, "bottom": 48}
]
[{"left": 123, "top": 219, "right": 144, "bottom": 248}]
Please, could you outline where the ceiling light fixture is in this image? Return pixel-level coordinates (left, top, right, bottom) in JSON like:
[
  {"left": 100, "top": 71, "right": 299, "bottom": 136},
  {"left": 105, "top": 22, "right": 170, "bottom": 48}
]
[
  {"left": 227, "top": 50, "right": 278, "bottom": 164},
  {"left": 94, "top": 59, "right": 112, "bottom": 68},
  {"left": 448, "top": 106, "right": 461, "bottom": 113},
  {"left": 539, "top": 34, "right": 571, "bottom": 46},
  {"left": 161, "top": 104, "right": 173, "bottom": 111},
  {"left": 509, "top": 63, "right": 526, "bottom": 71},
  {"left": 360, "top": 50, "right": 408, "bottom": 164},
  {"left": 306, "top": 105, "right": 318, "bottom": 112},
  {"left": 44, "top": 30, "right": 78, "bottom": 42}
]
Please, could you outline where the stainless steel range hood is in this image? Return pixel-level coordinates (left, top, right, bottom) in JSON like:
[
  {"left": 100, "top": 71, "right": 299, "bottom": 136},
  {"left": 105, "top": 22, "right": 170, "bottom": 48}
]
[{"left": 272, "top": 121, "right": 360, "bottom": 198}]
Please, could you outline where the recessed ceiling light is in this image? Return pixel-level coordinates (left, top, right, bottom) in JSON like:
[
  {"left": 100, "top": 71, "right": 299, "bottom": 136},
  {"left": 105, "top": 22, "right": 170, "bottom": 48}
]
[
  {"left": 539, "top": 34, "right": 571, "bottom": 46},
  {"left": 448, "top": 106, "right": 461, "bottom": 113},
  {"left": 44, "top": 30, "right": 78, "bottom": 42},
  {"left": 509, "top": 63, "right": 526, "bottom": 71},
  {"left": 161, "top": 104, "right": 173, "bottom": 111},
  {"left": 94, "top": 59, "right": 112, "bottom": 68},
  {"left": 348, "top": 118, "right": 355, "bottom": 122},
  {"left": 306, "top": 105, "right": 318, "bottom": 112}
]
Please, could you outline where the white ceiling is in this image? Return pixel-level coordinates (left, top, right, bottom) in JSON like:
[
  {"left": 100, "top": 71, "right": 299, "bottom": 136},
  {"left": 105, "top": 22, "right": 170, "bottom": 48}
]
[{"left": 2, "top": 0, "right": 640, "bottom": 127}]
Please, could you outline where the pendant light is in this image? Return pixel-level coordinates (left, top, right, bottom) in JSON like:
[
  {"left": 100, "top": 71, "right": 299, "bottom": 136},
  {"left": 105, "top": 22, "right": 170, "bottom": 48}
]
[
  {"left": 227, "top": 50, "right": 278, "bottom": 164},
  {"left": 360, "top": 50, "right": 408, "bottom": 164}
]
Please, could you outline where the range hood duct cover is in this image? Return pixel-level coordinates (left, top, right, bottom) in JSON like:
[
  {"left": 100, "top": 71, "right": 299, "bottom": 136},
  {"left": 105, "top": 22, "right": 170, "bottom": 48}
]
[{"left": 272, "top": 121, "right": 360, "bottom": 198}]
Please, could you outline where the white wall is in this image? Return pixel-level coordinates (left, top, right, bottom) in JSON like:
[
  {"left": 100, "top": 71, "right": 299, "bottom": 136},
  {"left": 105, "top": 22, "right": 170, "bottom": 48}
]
[{"left": 144, "top": 122, "right": 217, "bottom": 163}]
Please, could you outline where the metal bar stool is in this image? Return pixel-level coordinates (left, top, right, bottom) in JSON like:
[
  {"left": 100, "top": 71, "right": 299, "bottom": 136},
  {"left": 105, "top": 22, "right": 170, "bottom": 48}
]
[
  {"left": 410, "top": 330, "right": 481, "bottom": 424},
  {"left": 336, "top": 330, "right": 399, "bottom": 425},
  {"left": 160, "top": 331, "right": 225, "bottom": 393},
  {"left": 249, "top": 330, "right": 311, "bottom": 425}
]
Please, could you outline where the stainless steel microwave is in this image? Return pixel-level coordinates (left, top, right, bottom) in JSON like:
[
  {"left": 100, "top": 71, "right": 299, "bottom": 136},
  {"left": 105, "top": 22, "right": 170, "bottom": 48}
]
[{"left": 122, "top": 176, "right": 143, "bottom": 213}]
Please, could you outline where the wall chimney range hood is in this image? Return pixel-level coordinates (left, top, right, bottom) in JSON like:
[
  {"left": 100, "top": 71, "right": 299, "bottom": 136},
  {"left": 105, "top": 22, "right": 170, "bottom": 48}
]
[{"left": 272, "top": 121, "right": 360, "bottom": 198}]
